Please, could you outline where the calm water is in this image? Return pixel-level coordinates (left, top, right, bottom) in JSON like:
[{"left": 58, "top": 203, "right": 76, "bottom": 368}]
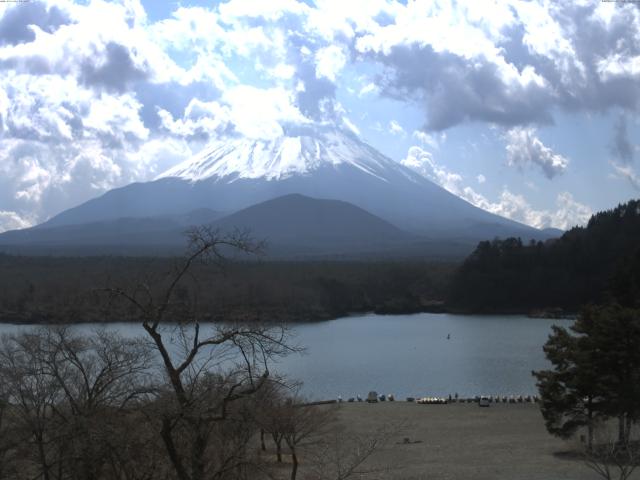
[{"left": 0, "top": 313, "right": 570, "bottom": 400}]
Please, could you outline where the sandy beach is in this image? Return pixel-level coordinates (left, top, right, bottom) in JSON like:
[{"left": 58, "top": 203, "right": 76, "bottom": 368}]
[{"left": 325, "top": 402, "right": 639, "bottom": 480}]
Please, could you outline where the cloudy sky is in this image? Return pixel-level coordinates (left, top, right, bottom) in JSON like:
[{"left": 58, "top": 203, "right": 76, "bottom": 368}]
[{"left": 0, "top": 0, "right": 639, "bottom": 233}]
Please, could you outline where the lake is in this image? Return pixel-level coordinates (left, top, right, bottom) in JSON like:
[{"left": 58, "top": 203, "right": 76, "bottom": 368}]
[{"left": 0, "top": 313, "right": 571, "bottom": 400}]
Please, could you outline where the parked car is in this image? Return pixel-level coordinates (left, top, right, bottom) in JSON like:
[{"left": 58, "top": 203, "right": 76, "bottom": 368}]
[{"left": 367, "top": 391, "right": 378, "bottom": 403}]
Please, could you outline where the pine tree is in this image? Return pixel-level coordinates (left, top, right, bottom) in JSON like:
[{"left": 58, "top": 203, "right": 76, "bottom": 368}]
[
  {"left": 576, "top": 306, "right": 640, "bottom": 443},
  {"left": 534, "top": 305, "right": 640, "bottom": 447},
  {"left": 533, "top": 324, "right": 603, "bottom": 449}
]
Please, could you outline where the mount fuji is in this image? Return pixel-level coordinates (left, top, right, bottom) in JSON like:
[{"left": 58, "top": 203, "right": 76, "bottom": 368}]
[{"left": 0, "top": 124, "right": 556, "bottom": 257}]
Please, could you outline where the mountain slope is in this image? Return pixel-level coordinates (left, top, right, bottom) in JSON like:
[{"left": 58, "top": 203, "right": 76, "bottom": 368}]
[
  {"left": 211, "top": 193, "right": 413, "bottom": 250},
  {"left": 0, "top": 195, "right": 422, "bottom": 256},
  {"left": 0, "top": 194, "right": 480, "bottom": 259},
  {"left": 36, "top": 124, "right": 552, "bottom": 244},
  {"left": 0, "top": 209, "right": 223, "bottom": 248}
]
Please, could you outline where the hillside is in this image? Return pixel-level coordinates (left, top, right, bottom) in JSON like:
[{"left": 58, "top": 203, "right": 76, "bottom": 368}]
[
  {"left": 211, "top": 193, "right": 415, "bottom": 254},
  {"left": 0, "top": 194, "right": 475, "bottom": 260},
  {"left": 448, "top": 199, "right": 640, "bottom": 312},
  {"left": 0, "top": 209, "right": 223, "bottom": 250},
  {"left": 35, "top": 125, "right": 553, "bottom": 245}
]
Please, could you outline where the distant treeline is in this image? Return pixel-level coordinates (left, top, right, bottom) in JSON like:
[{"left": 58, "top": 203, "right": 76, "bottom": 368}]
[
  {"left": 3, "top": 199, "right": 639, "bottom": 323},
  {"left": 0, "top": 255, "right": 454, "bottom": 324},
  {"left": 448, "top": 199, "right": 640, "bottom": 313}
]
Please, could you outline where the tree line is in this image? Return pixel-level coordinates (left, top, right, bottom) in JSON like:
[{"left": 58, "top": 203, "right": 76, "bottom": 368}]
[
  {"left": 0, "top": 254, "right": 453, "bottom": 325},
  {"left": 448, "top": 199, "right": 640, "bottom": 313}
]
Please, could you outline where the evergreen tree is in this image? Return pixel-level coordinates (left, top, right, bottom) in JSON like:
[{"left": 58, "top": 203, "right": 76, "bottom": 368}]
[
  {"left": 449, "top": 199, "right": 640, "bottom": 312},
  {"left": 534, "top": 305, "right": 640, "bottom": 446},
  {"left": 577, "top": 306, "right": 640, "bottom": 443},
  {"left": 533, "top": 324, "right": 603, "bottom": 449}
]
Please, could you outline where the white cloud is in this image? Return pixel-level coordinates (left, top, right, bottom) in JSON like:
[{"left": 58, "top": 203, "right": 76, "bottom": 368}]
[
  {"left": 83, "top": 93, "right": 149, "bottom": 142},
  {"left": 135, "top": 138, "right": 195, "bottom": 179},
  {"left": 0, "top": 0, "right": 184, "bottom": 87},
  {"left": 401, "top": 144, "right": 590, "bottom": 230},
  {"left": 222, "top": 85, "right": 308, "bottom": 140},
  {"left": 354, "top": 0, "right": 549, "bottom": 109},
  {"left": 306, "top": 0, "right": 397, "bottom": 41},
  {"left": 219, "top": 0, "right": 308, "bottom": 22},
  {"left": 148, "top": 7, "right": 223, "bottom": 53},
  {"left": 2, "top": 73, "right": 91, "bottom": 142},
  {"left": 389, "top": 119, "right": 405, "bottom": 136},
  {"left": 412, "top": 130, "right": 441, "bottom": 149},
  {"left": 505, "top": 127, "right": 569, "bottom": 179},
  {"left": 14, "top": 156, "right": 53, "bottom": 203},
  {"left": 315, "top": 45, "right": 347, "bottom": 82},
  {"left": 0, "top": 210, "right": 32, "bottom": 233},
  {"left": 269, "top": 63, "right": 296, "bottom": 80},
  {"left": 158, "top": 99, "right": 231, "bottom": 140},
  {"left": 356, "top": 1, "right": 508, "bottom": 60},
  {"left": 62, "top": 145, "right": 124, "bottom": 191},
  {"left": 463, "top": 188, "right": 550, "bottom": 228},
  {"left": 358, "top": 82, "right": 378, "bottom": 97},
  {"left": 0, "top": 73, "right": 157, "bottom": 225},
  {"left": 552, "top": 192, "right": 593, "bottom": 230},
  {"left": 612, "top": 163, "right": 640, "bottom": 190},
  {"left": 469, "top": 189, "right": 591, "bottom": 231},
  {"left": 477, "top": 174, "right": 486, "bottom": 184},
  {"left": 510, "top": 0, "right": 586, "bottom": 86},
  {"left": 351, "top": 1, "right": 640, "bottom": 131},
  {"left": 597, "top": 53, "right": 640, "bottom": 81},
  {"left": 400, "top": 146, "right": 463, "bottom": 194}
]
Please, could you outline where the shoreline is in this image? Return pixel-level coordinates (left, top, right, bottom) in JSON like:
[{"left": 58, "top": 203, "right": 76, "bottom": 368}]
[{"left": 0, "top": 305, "right": 577, "bottom": 325}]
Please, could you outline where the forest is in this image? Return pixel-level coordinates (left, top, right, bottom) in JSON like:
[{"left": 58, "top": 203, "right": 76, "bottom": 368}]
[
  {"left": 0, "top": 254, "right": 453, "bottom": 325},
  {"left": 1, "top": 199, "right": 639, "bottom": 324},
  {"left": 448, "top": 199, "right": 640, "bottom": 313}
]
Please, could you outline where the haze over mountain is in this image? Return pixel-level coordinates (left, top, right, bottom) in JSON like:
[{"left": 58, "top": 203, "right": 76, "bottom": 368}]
[
  {"left": 1, "top": 194, "right": 429, "bottom": 257},
  {"left": 0, "top": 209, "right": 223, "bottom": 251},
  {"left": 22, "top": 124, "right": 555, "bottom": 254}
]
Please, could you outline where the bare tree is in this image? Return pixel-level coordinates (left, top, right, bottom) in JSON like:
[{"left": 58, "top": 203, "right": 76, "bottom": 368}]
[
  {"left": 35, "top": 328, "right": 153, "bottom": 480},
  {"left": 282, "top": 400, "right": 335, "bottom": 480},
  {"left": 0, "top": 328, "right": 155, "bottom": 480},
  {"left": 250, "top": 379, "right": 296, "bottom": 464},
  {"left": 0, "top": 371, "right": 18, "bottom": 480},
  {"left": 105, "top": 227, "right": 299, "bottom": 480},
  {"left": 306, "top": 424, "right": 397, "bottom": 480},
  {"left": 0, "top": 332, "right": 64, "bottom": 480},
  {"left": 584, "top": 426, "right": 639, "bottom": 480}
]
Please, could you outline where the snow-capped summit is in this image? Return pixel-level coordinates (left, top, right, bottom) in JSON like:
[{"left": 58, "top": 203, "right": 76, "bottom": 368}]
[
  {"left": 158, "top": 124, "right": 406, "bottom": 183},
  {"left": 35, "top": 122, "right": 553, "bottom": 245}
]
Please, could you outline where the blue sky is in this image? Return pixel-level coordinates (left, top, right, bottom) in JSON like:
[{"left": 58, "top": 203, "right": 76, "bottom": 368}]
[{"left": 0, "top": 0, "right": 639, "bottom": 232}]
